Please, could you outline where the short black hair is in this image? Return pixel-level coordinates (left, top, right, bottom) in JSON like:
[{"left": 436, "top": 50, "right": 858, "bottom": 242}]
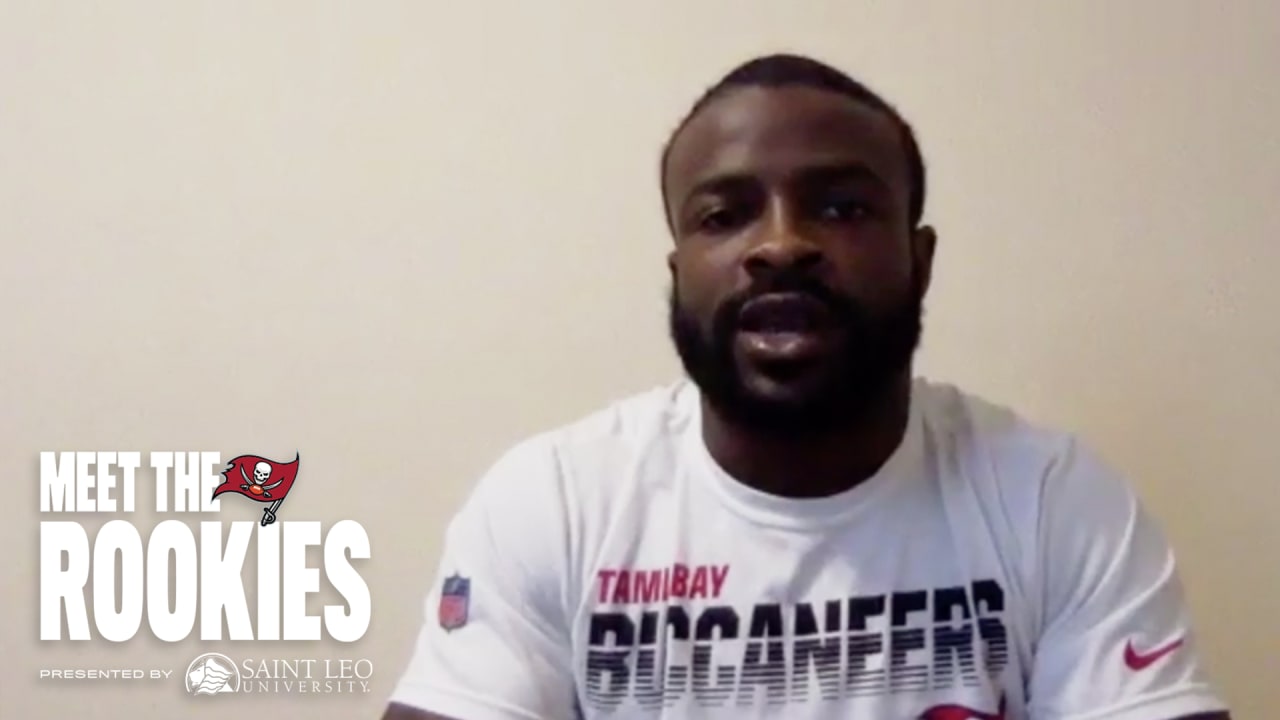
[{"left": 660, "top": 53, "right": 926, "bottom": 229}]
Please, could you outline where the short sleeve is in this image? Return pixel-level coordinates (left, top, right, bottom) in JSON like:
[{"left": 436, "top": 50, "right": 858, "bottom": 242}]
[
  {"left": 389, "top": 438, "right": 577, "bottom": 720},
  {"left": 1027, "top": 438, "right": 1230, "bottom": 720}
]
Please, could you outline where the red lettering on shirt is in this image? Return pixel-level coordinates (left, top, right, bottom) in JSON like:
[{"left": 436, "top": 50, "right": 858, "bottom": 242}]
[{"left": 594, "top": 564, "right": 731, "bottom": 604}]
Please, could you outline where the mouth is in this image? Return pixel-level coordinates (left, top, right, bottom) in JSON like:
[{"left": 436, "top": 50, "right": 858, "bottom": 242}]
[{"left": 735, "top": 292, "right": 837, "bottom": 364}]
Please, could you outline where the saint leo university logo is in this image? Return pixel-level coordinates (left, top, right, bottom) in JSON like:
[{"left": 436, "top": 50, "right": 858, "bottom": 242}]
[
  {"left": 213, "top": 453, "right": 300, "bottom": 526},
  {"left": 186, "top": 653, "right": 242, "bottom": 695}
]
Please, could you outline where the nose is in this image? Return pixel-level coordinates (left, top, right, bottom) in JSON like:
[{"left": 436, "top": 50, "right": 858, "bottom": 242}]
[{"left": 743, "top": 200, "right": 823, "bottom": 279}]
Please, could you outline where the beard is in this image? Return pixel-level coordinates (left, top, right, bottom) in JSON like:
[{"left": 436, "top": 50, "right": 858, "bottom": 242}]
[{"left": 668, "top": 271, "right": 924, "bottom": 437}]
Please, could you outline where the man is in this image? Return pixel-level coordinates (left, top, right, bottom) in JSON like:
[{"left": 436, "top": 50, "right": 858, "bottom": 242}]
[{"left": 383, "top": 54, "right": 1230, "bottom": 719}]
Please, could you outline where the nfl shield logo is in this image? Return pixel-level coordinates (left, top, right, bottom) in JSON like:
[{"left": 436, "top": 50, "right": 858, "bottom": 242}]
[{"left": 438, "top": 574, "right": 470, "bottom": 631}]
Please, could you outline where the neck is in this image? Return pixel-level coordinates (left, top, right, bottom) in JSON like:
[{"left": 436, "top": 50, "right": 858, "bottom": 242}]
[{"left": 700, "top": 377, "right": 913, "bottom": 499}]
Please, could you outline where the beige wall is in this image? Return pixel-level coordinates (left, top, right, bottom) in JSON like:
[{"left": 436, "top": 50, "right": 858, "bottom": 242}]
[{"left": 2, "top": 1, "right": 1275, "bottom": 717}]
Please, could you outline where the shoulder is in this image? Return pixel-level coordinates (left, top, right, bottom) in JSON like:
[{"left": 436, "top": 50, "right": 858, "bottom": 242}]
[
  {"left": 913, "top": 378, "right": 1074, "bottom": 473},
  {"left": 540, "top": 379, "right": 698, "bottom": 465},
  {"left": 461, "top": 380, "right": 697, "bottom": 522},
  {"left": 913, "top": 379, "right": 1164, "bottom": 616},
  {"left": 912, "top": 377, "right": 1129, "bottom": 503},
  {"left": 912, "top": 378, "right": 1146, "bottom": 577}
]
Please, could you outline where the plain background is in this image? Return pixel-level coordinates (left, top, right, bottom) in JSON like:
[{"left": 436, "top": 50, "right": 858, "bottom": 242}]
[{"left": 2, "top": 1, "right": 1276, "bottom": 718}]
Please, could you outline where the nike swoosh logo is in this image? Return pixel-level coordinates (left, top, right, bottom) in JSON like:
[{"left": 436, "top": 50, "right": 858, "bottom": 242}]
[{"left": 1124, "top": 637, "right": 1185, "bottom": 670}]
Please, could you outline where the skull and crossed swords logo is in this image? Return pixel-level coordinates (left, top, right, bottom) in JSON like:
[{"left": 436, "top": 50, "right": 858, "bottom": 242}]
[{"left": 239, "top": 461, "right": 284, "bottom": 499}]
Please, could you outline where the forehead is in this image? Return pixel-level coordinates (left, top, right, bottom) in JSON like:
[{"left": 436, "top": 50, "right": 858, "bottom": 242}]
[{"left": 664, "top": 85, "right": 908, "bottom": 202}]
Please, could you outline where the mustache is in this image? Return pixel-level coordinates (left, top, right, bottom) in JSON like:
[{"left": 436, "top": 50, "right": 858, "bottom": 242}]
[{"left": 713, "top": 273, "right": 854, "bottom": 330}]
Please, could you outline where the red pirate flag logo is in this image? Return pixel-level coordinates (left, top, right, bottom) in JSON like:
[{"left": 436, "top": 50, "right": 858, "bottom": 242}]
[
  {"left": 919, "top": 696, "right": 1006, "bottom": 720},
  {"left": 213, "top": 453, "right": 300, "bottom": 526}
]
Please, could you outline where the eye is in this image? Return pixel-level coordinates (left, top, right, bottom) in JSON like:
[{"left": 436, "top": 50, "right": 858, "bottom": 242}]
[
  {"left": 696, "top": 206, "right": 742, "bottom": 233},
  {"left": 815, "top": 197, "right": 873, "bottom": 222}
]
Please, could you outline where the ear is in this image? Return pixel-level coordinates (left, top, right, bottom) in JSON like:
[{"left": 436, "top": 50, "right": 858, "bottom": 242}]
[
  {"left": 666, "top": 249, "right": 678, "bottom": 281},
  {"left": 910, "top": 225, "right": 937, "bottom": 296}
]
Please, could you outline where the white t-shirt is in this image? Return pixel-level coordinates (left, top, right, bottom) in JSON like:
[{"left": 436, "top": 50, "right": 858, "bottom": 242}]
[{"left": 390, "top": 379, "right": 1228, "bottom": 720}]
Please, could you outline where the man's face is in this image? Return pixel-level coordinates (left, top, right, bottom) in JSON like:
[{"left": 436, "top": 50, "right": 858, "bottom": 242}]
[{"left": 663, "top": 85, "right": 934, "bottom": 435}]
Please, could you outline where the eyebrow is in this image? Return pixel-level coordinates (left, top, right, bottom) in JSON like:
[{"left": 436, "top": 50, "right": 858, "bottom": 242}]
[
  {"left": 675, "top": 161, "right": 891, "bottom": 218},
  {"left": 796, "top": 162, "right": 892, "bottom": 192}
]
